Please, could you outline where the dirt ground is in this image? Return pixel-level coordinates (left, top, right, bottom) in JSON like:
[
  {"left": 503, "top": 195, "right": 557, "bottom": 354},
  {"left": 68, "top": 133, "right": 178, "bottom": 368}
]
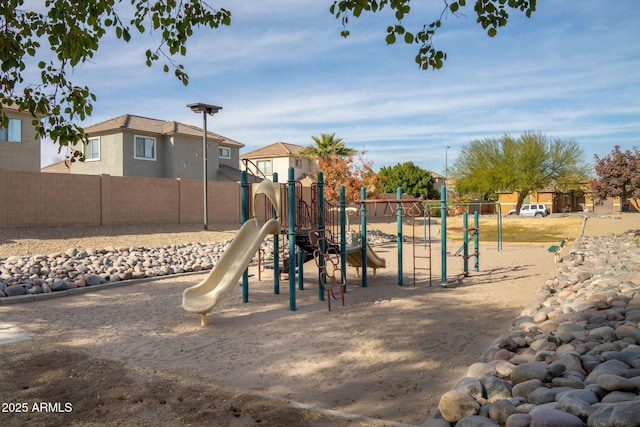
[{"left": 1, "top": 214, "right": 639, "bottom": 427}]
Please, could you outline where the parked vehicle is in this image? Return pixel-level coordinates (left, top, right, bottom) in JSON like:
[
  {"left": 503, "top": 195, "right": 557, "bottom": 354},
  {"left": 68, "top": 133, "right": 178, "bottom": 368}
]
[{"left": 508, "top": 203, "right": 550, "bottom": 217}]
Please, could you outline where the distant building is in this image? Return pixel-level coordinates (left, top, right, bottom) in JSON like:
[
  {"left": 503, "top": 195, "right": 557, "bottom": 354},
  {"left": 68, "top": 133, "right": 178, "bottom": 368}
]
[
  {"left": 430, "top": 171, "right": 446, "bottom": 196},
  {"left": 0, "top": 104, "right": 41, "bottom": 172},
  {"left": 60, "top": 114, "right": 244, "bottom": 181},
  {"left": 240, "top": 142, "right": 315, "bottom": 181}
]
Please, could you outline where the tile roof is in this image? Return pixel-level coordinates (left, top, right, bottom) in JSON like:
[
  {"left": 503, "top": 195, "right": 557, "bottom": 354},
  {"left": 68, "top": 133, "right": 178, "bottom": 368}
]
[
  {"left": 241, "top": 141, "right": 305, "bottom": 158},
  {"left": 41, "top": 160, "right": 70, "bottom": 173},
  {"left": 217, "top": 164, "right": 264, "bottom": 183},
  {"left": 1, "top": 101, "right": 45, "bottom": 118},
  {"left": 84, "top": 114, "right": 244, "bottom": 148}
]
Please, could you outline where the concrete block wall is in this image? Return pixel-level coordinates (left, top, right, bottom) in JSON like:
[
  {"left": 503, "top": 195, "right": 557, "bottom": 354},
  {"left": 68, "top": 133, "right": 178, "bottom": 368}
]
[
  {"left": 1, "top": 169, "right": 101, "bottom": 227},
  {"left": 0, "top": 169, "right": 241, "bottom": 228},
  {"left": 206, "top": 181, "right": 241, "bottom": 223},
  {"left": 105, "top": 175, "right": 181, "bottom": 225}
]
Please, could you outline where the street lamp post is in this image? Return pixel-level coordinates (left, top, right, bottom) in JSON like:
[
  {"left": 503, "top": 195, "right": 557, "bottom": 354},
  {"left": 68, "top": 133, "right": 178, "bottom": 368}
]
[
  {"left": 187, "top": 102, "right": 222, "bottom": 230},
  {"left": 445, "top": 145, "right": 450, "bottom": 184}
]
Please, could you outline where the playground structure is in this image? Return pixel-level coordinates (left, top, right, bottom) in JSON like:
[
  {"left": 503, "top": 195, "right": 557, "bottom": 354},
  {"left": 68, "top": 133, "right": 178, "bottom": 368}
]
[
  {"left": 182, "top": 167, "right": 501, "bottom": 324},
  {"left": 339, "top": 207, "right": 386, "bottom": 278},
  {"left": 182, "top": 179, "right": 281, "bottom": 326}
]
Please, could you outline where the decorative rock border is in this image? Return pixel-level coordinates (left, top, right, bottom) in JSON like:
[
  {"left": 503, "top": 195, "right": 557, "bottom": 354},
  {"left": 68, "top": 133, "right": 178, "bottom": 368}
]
[
  {"left": 424, "top": 231, "right": 640, "bottom": 427},
  {"left": 0, "top": 230, "right": 397, "bottom": 302}
]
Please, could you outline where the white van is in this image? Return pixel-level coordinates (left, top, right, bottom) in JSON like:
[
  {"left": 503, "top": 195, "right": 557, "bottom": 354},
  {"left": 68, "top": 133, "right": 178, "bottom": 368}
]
[{"left": 508, "top": 203, "right": 550, "bottom": 217}]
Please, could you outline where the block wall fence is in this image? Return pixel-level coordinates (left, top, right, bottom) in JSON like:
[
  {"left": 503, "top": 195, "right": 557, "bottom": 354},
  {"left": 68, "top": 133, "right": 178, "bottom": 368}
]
[{"left": 0, "top": 169, "right": 241, "bottom": 228}]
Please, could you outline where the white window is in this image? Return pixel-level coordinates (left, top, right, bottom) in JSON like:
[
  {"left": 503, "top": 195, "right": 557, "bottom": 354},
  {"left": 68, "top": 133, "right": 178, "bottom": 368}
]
[
  {"left": 85, "top": 137, "right": 100, "bottom": 161},
  {"left": 134, "top": 135, "right": 156, "bottom": 160},
  {"left": 257, "top": 160, "right": 272, "bottom": 175},
  {"left": 0, "top": 118, "right": 22, "bottom": 142},
  {"left": 295, "top": 158, "right": 302, "bottom": 167},
  {"left": 219, "top": 147, "right": 230, "bottom": 159}
]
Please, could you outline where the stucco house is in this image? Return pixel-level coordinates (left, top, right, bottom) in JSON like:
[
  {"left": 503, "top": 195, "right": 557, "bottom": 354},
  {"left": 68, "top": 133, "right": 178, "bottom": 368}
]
[
  {"left": 430, "top": 171, "right": 446, "bottom": 195},
  {"left": 62, "top": 114, "right": 244, "bottom": 181},
  {"left": 240, "top": 142, "right": 316, "bottom": 182},
  {"left": 497, "top": 189, "right": 629, "bottom": 214},
  {"left": 0, "top": 104, "right": 41, "bottom": 172}
]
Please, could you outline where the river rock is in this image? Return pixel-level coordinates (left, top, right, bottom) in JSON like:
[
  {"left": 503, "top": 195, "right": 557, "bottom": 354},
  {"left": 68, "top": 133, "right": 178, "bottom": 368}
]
[
  {"left": 529, "top": 406, "right": 584, "bottom": 427},
  {"left": 438, "top": 390, "right": 480, "bottom": 423},
  {"left": 428, "top": 231, "right": 640, "bottom": 426},
  {"left": 4, "top": 285, "right": 26, "bottom": 296},
  {"left": 587, "top": 400, "right": 640, "bottom": 427}
]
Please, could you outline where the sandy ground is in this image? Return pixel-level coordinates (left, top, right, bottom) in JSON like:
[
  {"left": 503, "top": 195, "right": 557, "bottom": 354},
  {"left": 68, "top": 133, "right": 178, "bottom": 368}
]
[{"left": 1, "top": 214, "right": 639, "bottom": 427}]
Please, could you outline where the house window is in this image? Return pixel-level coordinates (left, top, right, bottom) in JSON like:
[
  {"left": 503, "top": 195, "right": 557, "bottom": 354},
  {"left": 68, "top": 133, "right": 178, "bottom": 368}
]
[
  {"left": 85, "top": 137, "right": 100, "bottom": 161},
  {"left": 295, "top": 158, "right": 302, "bottom": 167},
  {"left": 0, "top": 118, "right": 22, "bottom": 142},
  {"left": 256, "top": 160, "right": 272, "bottom": 175},
  {"left": 134, "top": 135, "right": 156, "bottom": 160},
  {"left": 219, "top": 147, "right": 230, "bottom": 159}
]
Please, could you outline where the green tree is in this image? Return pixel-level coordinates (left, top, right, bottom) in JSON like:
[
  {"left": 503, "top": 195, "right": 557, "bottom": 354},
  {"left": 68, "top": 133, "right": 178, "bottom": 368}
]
[
  {"left": 0, "top": 0, "right": 231, "bottom": 161},
  {"left": 318, "top": 151, "right": 378, "bottom": 201},
  {"left": 299, "top": 133, "right": 357, "bottom": 161},
  {"left": 451, "top": 132, "right": 590, "bottom": 213},
  {"left": 330, "top": 0, "right": 536, "bottom": 70},
  {"left": 377, "top": 161, "right": 436, "bottom": 198},
  {"left": 592, "top": 145, "right": 640, "bottom": 206}
]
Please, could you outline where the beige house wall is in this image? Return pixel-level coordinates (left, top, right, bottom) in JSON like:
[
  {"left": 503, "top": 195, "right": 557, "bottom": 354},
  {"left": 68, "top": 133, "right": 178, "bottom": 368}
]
[
  {"left": 0, "top": 109, "right": 41, "bottom": 172},
  {"left": 0, "top": 169, "right": 240, "bottom": 228},
  {"left": 272, "top": 157, "right": 292, "bottom": 181},
  {"left": 69, "top": 130, "right": 231, "bottom": 182},
  {"left": 72, "top": 133, "right": 125, "bottom": 176},
  {"left": 241, "top": 156, "right": 315, "bottom": 181}
]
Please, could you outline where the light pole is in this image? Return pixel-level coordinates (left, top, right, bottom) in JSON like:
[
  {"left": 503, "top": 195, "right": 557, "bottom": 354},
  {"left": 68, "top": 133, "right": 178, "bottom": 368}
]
[
  {"left": 187, "top": 102, "right": 222, "bottom": 230},
  {"left": 445, "top": 145, "right": 450, "bottom": 184}
]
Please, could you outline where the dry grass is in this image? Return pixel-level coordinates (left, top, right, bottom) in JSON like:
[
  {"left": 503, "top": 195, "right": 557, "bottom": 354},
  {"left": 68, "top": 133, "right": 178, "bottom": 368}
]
[
  {"left": 477, "top": 215, "right": 583, "bottom": 243},
  {"left": 1, "top": 214, "right": 639, "bottom": 258}
]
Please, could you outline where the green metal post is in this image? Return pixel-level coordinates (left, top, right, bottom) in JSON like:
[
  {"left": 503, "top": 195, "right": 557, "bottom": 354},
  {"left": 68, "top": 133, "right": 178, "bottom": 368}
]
[
  {"left": 241, "top": 171, "right": 249, "bottom": 302},
  {"left": 396, "top": 187, "right": 403, "bottom": 286},
  {"left": 474, "top": 211, "right": 480, "bottom": 272},
  {"left": 360, "top": 187, "right": 367, "bottom": 287},
  {"left": 440, "top": 185, "right": 447, "bottom": 287},
  {"left": 317, "top": 172, "right": 325, "bottom": 299},
  {"left": 339, "top": 186, "right": 347, "bottom": 293},
  {"left": 298, "top": 248, "right": 304, "bottom": 290},
  {"left": 497, "top": 202, "right": 503, "bottom": 251},
  {"left": 287, "top": 167, "right": 297, "bottom": 311},
  {"left": 273, "top": 172, "right": 279, "bottom": 294},
  {"left": 463, "top": 212, "right": 469, "bottom": 275}
]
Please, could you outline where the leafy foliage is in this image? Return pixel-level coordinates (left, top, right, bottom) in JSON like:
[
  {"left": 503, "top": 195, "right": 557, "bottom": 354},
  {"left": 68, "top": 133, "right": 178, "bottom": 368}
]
[
  {"left": 451, "top": 132, "right": 590, "bottom": 213},
  {"left": 376, "top": 161, "right": 436, "bottom": 198},
  {"left": 330, "top": 0, "right": 536, "bottom": 70},
  {"left": 592, "top": 145, "right": 640, "bottom": 204},
  {"left": 0, "top": 0, "right": 231, "bottom": 162},
  {"left": 318, "top": 151, "right": 378, "bottom": 201}
]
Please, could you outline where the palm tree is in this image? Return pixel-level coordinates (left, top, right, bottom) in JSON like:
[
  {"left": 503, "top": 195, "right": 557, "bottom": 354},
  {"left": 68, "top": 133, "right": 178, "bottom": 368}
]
[{"left": 299, "top": 133, "right": 356, "bottom": 160}]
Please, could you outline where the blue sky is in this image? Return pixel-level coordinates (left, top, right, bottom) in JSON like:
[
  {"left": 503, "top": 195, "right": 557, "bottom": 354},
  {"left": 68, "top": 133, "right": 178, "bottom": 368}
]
[{"left": 40, "top": 1, "right": 640, "bottom": 175}]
